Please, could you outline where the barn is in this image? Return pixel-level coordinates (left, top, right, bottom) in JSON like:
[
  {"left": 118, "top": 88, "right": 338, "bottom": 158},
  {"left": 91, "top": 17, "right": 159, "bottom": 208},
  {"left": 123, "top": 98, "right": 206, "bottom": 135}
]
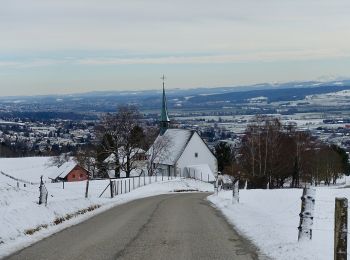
[{"left": 49, "top": 161, "right": 89, "bottom": 182}]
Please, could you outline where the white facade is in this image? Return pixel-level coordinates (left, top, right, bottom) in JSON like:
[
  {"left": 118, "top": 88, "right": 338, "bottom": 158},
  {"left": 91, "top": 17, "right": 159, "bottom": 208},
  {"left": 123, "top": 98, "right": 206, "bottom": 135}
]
[
  {"left": 176, "top": 132, "right": 217, "bottom": 180},
  {"left": 149, "top": 129, "right": 217, "bottom": 181}
]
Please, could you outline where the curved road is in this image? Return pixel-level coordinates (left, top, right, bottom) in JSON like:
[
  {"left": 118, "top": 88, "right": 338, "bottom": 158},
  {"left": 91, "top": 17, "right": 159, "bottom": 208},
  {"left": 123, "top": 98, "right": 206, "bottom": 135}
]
[{"left": 7, "top": 193, "right": 261, "bottom": 260}]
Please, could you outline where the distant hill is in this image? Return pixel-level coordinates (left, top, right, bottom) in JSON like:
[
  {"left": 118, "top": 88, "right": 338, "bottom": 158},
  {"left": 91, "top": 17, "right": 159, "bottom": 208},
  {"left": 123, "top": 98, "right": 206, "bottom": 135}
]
[
  {"left": 1, "top": 80, "right": 350, "bottom": 117},
  {"left": 188, "top": 83, "right": 350, "bottom": 104}
]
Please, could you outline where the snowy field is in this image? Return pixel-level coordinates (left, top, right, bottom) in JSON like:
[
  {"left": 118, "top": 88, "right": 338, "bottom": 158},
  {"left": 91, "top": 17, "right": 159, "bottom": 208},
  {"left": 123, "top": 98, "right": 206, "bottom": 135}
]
[
  {"left": 2, "top": 157, "right": 350, "bottom": 260},
  {"left": 0, "top": 169, "right": 213, "bottom": 258},
  {"left": 0, "top": 157, "right": 56, "bottom": 183},
  {"left": 208, "top": 186, "right": 350, "bottom": 260}
]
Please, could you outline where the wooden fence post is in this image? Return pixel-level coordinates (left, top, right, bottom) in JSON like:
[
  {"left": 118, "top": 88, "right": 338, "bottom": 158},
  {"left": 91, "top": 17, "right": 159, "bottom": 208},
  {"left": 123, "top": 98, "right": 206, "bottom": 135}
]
[
  {"left": 85, "top": 179, "right": 89, "bottom": 198},
  {"left": 129, "top": 179, "right": 131, "bottom": 192},
  {"left": 298, "top": 187, "right": 316, "bottom": 241},
  {"left": 110, "top": 180, "right": 114, "bottom": 198},
  {"left": 232, "top": 181, "right": 239, "bottom": 203},
  {"left": 116, "top": 180, "right": 119, "bottom": 195},
  {"left": 334, "top": 197, "right": 348, "bottom": 260}
]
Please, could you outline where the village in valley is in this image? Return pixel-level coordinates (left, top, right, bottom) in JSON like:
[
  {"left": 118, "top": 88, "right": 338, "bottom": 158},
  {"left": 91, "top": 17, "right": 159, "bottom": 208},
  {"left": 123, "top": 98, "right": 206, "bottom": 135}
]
[
  {"left": 2, "top": 79, "right": 350, "bottom": 259},
  {"left": 2, "top": 1, "right": 350, "bottom": 260}
]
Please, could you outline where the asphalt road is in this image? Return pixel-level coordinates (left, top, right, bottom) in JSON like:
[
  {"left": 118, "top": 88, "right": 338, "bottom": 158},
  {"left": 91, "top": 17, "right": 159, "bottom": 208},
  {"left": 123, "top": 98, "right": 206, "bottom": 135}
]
[{"left": 6, "top": 193, "right": 261, "bottom": 260}]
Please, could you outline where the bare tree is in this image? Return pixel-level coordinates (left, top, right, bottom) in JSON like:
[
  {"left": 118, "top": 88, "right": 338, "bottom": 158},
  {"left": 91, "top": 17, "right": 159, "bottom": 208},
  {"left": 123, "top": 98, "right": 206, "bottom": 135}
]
[
  {"left": 146, "top": 133, "right": 172, "bottom": 176},
  {"left": 74, "top": 146, "right": 98, "bottom": 178},
  {"left": 96, "top": 105, "right": 145, "bottom": 178},
  {"left": 47, "top": 153, "right": 71, "bottom": 168}
]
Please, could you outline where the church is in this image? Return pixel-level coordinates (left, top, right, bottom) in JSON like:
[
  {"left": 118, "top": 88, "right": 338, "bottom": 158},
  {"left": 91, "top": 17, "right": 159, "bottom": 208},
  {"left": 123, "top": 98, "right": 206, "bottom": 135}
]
[{"left": 147, "top": 78, "right": 217, "bottom": 182}]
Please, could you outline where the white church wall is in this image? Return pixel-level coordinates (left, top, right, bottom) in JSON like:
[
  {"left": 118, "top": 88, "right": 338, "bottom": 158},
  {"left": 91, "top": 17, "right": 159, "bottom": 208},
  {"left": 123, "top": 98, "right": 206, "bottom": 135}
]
[{"left": 176, "top": 132, "right": 217, "bottom": 177}]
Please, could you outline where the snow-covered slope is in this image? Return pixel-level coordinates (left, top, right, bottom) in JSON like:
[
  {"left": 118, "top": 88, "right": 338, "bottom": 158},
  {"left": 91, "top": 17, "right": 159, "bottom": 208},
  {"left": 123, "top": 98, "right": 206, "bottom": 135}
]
[
  {"left": 0, "top": 157, "right": 57, "bottom": 183},
  {"left": 208, "top": 187, "right": 350, "bottom": 260}
]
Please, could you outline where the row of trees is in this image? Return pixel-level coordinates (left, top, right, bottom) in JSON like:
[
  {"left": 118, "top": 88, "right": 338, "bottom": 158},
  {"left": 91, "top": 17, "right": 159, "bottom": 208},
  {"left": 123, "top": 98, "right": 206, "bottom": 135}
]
[{"left": 216, "top": 116, "right": 350, "bottom": 189}]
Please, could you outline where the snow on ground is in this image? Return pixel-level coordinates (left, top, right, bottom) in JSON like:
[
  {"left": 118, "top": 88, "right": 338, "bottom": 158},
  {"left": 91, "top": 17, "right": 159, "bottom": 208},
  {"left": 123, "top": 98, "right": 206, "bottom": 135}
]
[
  {"left": 0, "top": 157, "right": 56, "bottom": 183},
  {"left": 0, "top": 172, "right": 213, "bottom": 259},
  {"left": 208, "top": 186, "right": 350, "bottom": 260}
]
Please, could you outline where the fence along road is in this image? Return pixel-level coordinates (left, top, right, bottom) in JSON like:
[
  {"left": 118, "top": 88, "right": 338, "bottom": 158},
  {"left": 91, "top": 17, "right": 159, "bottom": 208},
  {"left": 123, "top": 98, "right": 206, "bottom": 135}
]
[{"left": 6, "top": 193, "right": 261, "bottom": 260}]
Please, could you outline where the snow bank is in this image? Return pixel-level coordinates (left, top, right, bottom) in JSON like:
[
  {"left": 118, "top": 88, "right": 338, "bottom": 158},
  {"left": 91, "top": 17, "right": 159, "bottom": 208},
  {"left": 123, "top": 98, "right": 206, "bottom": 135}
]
[{"left": 208, "top": 187, "right": 350, "bottom": 260}]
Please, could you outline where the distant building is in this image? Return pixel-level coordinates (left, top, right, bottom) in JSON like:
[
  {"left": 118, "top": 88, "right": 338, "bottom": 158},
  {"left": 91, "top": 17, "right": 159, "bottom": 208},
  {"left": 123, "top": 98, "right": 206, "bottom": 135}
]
[{"left": 49, "top": 162, "right": 89, "bottom": 182}]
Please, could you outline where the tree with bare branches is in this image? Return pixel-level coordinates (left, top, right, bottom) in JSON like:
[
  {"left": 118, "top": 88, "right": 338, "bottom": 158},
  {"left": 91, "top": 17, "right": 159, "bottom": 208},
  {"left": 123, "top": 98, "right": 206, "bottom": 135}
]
[{"left": 96, "top": 105, "right": 146, "bottom": 178}]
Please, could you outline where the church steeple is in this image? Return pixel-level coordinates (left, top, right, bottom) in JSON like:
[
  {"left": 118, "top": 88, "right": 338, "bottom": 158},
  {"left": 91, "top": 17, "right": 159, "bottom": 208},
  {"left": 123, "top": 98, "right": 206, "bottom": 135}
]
[{"left": 160, "top": 75, "right": 170, "bottom": 135}]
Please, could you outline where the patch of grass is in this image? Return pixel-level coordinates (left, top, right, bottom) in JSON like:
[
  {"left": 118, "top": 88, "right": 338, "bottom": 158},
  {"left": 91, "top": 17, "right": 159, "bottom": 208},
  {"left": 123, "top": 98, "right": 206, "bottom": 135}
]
[
  {"left": 173, "top": 189, "right": 199, "bottom": 192},
  {"left": 52, "top": 204, "right": 101, "bottom": 225},
  {"left": 24, "top": 204, "right": 101, "bottom": 236},
  {"left": 24, "top": 224, "right": 48, "bottom": 235}
]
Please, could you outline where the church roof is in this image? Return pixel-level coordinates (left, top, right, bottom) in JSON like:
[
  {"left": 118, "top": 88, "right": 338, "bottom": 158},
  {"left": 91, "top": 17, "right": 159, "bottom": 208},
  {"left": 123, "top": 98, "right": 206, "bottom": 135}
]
[
  {"left": 49, "top": 161, "right": 78, "bottom": 180},
  {"left": 148, "top": 128, "right": 194, "bottom": 165}
]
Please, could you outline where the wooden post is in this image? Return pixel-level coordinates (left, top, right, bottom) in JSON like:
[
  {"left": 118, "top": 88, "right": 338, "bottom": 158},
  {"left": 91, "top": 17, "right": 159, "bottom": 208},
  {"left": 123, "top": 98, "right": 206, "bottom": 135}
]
[
  {"left": 62, "top": 181, "right": 65, "bottom": 189},
  {"left": 138, "top": 176, "right": 140, "bottom": 188},
  {"left": 39, "top": 176, "right": 44, "bottom": 205},
  {"left": 298, "top": 187, "right": 316, "bottom": 241},
  {"left": 232, "top": 181, "right": 239, "bottom": 203},
  {"left": 121, "top": 180, "right": 123, "bottom": 194},
  {"left": 133, "top": 177, "right": 135, "bottom": 190},
  {"left": 85, "top": 179, "right": 89, "bottom": 198},
  {"left": 125, "top": 179, "right": 127, "bottom": 193},
  {"left": 110, "top": 180, "right": 114, "bottom": 198},
  {"left": 201, "top": 172, "right": 203, "bottom": 181},
  {"left": 144, "top": 172, "right": 146, "bottom": 185},
  {"left": 129, "top": 179, "right": 131, "bottom": 192},
  {"left": 116, "top": 180, "right": 119, "bottom": 195},
  {"left": 334, "top": 197, "right": 348, "bottom": 260}
]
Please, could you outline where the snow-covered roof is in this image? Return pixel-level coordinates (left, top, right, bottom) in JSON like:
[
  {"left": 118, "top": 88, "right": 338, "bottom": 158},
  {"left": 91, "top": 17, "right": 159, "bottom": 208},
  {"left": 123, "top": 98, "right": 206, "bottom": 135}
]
[
  {"left": 49, "top": 161, "right": 78, "bottom": 180},
  {"left": 148, "top": 128, "right": 193, "bottom": 165}
]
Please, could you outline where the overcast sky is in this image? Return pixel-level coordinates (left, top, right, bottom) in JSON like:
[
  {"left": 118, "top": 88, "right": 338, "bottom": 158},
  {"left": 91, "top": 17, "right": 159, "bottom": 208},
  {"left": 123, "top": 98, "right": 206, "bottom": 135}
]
[{"left": 1, "top": 0, "right": 350, "bottom": 96}]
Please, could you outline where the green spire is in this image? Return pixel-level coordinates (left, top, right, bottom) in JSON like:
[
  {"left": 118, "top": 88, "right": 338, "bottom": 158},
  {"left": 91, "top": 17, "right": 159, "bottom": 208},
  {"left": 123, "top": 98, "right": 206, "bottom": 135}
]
[{"left": 160, "top": 75, "right": 170, "bottom": 135}]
